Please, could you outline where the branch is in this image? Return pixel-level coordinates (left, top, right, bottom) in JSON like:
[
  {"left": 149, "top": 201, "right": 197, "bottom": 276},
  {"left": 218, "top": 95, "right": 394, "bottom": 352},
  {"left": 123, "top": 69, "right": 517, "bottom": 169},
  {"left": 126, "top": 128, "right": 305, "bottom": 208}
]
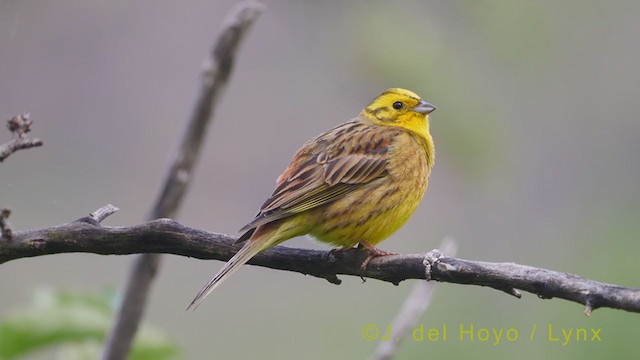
[
  {"left": 101, "top": 2, "right": 265, "bottom": 359},
  {"left": 0, "top": 208, "right": 13, "bottom": 241},
  {"left": 0, "top": 113, "right": 43, "bottom": 162},
  {"left": 1, "top": 113, "right": 43, "bottom": 240},
  {"left": 2, "top": 215, "right": 639, "bottom": 315}
]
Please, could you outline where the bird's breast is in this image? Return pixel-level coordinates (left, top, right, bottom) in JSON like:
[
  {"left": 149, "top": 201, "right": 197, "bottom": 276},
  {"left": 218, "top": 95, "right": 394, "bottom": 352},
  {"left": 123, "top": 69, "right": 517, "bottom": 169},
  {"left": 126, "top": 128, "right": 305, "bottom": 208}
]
[{"left": 308, "top": 132, "right": 430, "bottom": 247}]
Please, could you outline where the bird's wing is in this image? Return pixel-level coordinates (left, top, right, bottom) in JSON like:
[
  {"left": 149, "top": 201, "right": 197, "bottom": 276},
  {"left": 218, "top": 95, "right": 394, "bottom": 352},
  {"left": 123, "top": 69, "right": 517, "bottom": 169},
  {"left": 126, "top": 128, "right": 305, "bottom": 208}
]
[{"left": 238, "top": 121, "right": 395, "bottom": 234}]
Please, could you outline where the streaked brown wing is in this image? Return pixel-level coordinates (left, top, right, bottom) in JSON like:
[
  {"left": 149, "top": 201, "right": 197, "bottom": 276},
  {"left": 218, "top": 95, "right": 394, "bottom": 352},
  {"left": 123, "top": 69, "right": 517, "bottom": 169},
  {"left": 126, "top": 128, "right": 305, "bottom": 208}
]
[{"left": 238, "top": 121, "right": 395, "bottom": 234}]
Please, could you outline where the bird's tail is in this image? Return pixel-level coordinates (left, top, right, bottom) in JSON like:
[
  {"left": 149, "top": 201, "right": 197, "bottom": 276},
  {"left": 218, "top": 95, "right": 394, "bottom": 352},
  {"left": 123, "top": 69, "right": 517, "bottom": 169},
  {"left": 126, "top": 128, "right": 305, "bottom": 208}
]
[{"left": 186, "top": 235, "right": 268, "bottom": 310}]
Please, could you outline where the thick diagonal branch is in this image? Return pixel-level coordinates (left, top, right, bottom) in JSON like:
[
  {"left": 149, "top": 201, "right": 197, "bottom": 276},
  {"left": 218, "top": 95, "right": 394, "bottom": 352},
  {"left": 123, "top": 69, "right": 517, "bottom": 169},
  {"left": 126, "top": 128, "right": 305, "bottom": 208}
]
[
  {"left": 101, "top": 2, "right": 264, "bottom": 359},
  {"left": 2, "top": 217, "right": 639, "bottom": 315}
]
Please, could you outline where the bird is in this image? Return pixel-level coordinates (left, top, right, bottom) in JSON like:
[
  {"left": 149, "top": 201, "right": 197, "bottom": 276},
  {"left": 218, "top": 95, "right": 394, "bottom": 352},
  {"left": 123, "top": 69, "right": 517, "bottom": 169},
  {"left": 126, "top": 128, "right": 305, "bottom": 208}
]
[{"left": 187, "top": 88, "right": 436, "bottom": 309}]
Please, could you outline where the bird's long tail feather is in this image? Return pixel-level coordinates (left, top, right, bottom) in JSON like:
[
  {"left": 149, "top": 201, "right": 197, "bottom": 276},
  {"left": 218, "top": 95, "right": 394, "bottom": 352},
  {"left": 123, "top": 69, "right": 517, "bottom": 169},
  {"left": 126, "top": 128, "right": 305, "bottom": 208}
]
[{"left": 187, "top": 238, "right": 266, "bottom": 310}]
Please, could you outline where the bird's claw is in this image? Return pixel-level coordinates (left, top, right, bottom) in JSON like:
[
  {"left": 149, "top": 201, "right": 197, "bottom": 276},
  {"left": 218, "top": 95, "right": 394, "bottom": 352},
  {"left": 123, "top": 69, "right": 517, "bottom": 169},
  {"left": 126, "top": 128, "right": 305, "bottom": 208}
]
[{"left": 358, "top": 241, "right": 397, "bottom": 272}]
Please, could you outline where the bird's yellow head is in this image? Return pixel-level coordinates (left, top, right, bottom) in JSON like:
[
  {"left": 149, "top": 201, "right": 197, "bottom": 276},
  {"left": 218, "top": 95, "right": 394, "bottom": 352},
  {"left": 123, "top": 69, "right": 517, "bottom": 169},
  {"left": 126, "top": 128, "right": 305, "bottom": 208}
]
[{"left": 361, "top": 88, "right": 436, "bottom": 140}]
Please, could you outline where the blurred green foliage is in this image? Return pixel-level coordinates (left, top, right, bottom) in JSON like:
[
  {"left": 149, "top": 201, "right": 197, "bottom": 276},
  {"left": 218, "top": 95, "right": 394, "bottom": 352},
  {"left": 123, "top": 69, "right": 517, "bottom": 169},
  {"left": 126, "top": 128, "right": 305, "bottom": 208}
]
[{"left": 0, "top": 289, "right": 179, "bottom": 360}]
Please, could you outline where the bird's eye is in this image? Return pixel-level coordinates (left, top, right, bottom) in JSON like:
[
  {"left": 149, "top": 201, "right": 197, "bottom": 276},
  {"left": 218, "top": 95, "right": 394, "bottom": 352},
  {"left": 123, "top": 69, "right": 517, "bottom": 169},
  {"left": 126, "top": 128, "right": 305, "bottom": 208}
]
[{"left": 392, "top": 101, "right": 403, "bottom": 110}]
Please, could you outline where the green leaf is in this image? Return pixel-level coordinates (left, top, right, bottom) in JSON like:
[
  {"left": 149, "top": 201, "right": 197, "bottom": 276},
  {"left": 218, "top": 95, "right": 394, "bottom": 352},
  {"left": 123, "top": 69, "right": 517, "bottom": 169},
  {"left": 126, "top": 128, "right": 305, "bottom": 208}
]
[{"left": 0, "top": 288, "right": 179, "bottom": 360}]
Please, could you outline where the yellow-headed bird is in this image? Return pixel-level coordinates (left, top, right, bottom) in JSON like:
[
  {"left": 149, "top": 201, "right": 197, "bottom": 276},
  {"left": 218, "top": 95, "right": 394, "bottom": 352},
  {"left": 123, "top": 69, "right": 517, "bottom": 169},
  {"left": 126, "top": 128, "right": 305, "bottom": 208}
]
[{"left": 188, "top": 88, "right": 435, "bottom": 309}]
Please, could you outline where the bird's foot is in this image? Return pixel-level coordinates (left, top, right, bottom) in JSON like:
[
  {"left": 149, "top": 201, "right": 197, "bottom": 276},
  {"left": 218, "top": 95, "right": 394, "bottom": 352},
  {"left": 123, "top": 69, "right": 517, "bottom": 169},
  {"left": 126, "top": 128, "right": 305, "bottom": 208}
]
[{"left": 358, "top": 241, "right": 397, "bottom": 271}]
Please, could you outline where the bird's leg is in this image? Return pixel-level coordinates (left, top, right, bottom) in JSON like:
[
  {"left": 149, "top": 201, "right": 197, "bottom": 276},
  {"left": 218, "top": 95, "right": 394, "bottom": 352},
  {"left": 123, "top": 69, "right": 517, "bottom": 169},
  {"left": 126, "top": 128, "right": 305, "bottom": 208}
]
[{"left": 358, "top": 241, "right": 398, "bottom": 271}]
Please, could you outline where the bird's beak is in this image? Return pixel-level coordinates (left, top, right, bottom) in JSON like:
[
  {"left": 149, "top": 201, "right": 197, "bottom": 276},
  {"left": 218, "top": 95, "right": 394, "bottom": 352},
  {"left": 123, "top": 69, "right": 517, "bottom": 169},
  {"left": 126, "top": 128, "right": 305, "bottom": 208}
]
[{"left": 414, "top": 100, "right": 436, "bottom": 115}]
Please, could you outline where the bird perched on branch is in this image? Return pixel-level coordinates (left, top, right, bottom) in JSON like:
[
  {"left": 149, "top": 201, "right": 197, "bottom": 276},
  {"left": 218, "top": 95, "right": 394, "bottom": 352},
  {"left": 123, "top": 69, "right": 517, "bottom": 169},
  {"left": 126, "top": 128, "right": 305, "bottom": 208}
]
[{"left": 188, "top": 88, "right": 436, "bottom": 309}]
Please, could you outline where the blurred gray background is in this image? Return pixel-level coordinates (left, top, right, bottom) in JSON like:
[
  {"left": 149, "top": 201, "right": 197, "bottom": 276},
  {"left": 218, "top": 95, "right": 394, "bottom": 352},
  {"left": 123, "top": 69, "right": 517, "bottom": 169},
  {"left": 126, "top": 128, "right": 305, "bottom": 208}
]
[{"left": 1, "top": 0, "right": 639, "bottom": 358}]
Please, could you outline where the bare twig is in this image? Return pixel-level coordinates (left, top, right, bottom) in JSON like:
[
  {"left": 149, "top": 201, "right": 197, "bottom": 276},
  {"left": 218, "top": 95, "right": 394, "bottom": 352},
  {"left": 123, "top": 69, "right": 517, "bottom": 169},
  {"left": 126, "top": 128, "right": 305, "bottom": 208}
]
[
  {"left": 371, "top": 238, "right": 457, "bottom": 360},
  {"left": 2, "top": 216, "right": 639, "bottom": 315},
  {"left": 0, "top": 208, "right": 12, "bottom": 241},
  {"left": 89, "top": 204, "right": 120, "bottom": 223},
  {"left": 101, "top": 2, "right": 264, "bottom": 359},
  {"left": 0, "top": 113, "right": 43, "bottom": 162}
]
